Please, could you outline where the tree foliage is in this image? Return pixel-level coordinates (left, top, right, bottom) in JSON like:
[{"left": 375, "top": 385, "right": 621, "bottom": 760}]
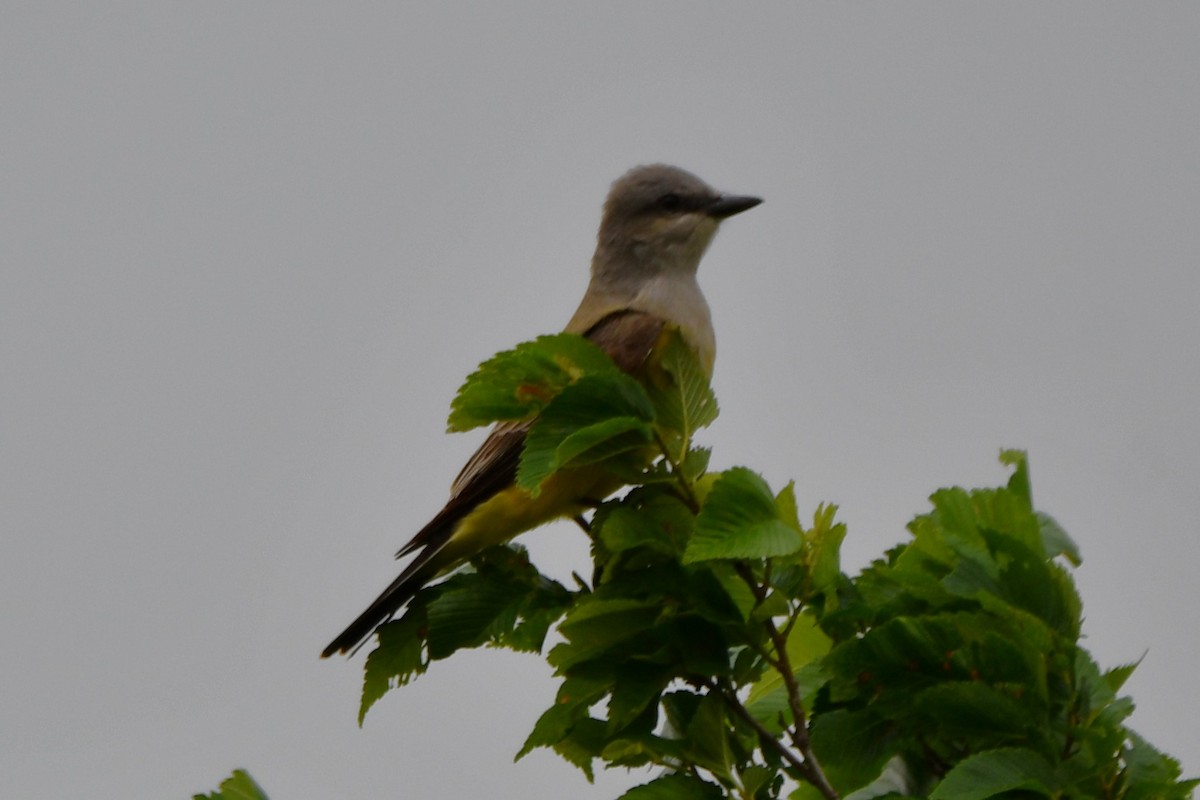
[{"left": 353, "top": 332, "right": 1195, "bottom": 799}]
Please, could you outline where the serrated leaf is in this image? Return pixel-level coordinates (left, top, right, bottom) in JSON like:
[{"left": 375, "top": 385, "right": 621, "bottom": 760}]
[
  {"left": 809, "top": 709, "right": 897, "bottom": 795},
  {"left": 606, "top": 664, "right": 668, "bottom": 733},
  {"left": 646, "top": 330, "right": 719, "bottom": 457},
  {"left": 982, "top": 529, "right": 1081, "bottom": 638},
  {"left": 517, "top": 373, "right": 654, "bottom": 493},
  {"left": 1038, "top": 511, "right": 1081, "bottom": 566},
  {"left": 359, "top": 611, "right": 426, "bottom": 724},
  {"left": 911, "top": 682, "right": 1031, "bottom": 739},
  {"left": 919, "top": 488, "right": 995, "bottom": 570},
  {"left": 600, "top": 736, "right": 658, "bottom": 768},
  {"left": 805, "top": 502, "right": 845, "bottom": 599},
  {"left": 929, "top": 747, "right": 1057, "bottom": 799},
  {"left": 192, "top": 769, "right": 269, "bottom": 800},
  {"left": 500, "top": 572, "right": 573, "bottom": 653},
  {"left": 999, "top": 448, "right": 1032, "bottom": 508},
  {"left": 682, "top": 446, "right": 712, "bottom": 483},
  {"left": 447, "top": 334, "right": 620, "bottom": 431},
  {"left": 710, "top": 563, "right": 757, "bottom": 621},
  {"left": 685, "top": 468, "right": 804, "bottom": 563},
  {"left": 683, "top": 691, "right": 734, "bottom": 780},
  {"left": 1103, "top": 655, "right": 1144, "bottom": 694},
  {"left": 550, "top": 598, "right": 663, "bottom": 670},
  {"left": 598, "top": 504, "right": 682, "bottom": 558},
  {"left": 843, "top": 756, "right": 916, "bottom": 800},
  {"left": 1122, "top": 730, "right": 1193, "bottom": 799},
  {"left": 617, "top": 773, "right": 724, "bottom": 800},
  {"left": 557, "top": 417, "right": 653, "bottom": 467},
  {"left": 789, "top": 785, "right": 826, "bottom": 800},
  {"left": 424, "top": 571, "right": 529, "bottom": 659},
  {"left": 552, "top": 716, "right": 608, "bottom": 781},
  {"left": 517, "top": 676, "right": 611, "bottom": 760},
  {"left": 739, "top": 765, "right": 779, "bottom": 798},
  {"left": 775, "top": 481, "right": 801, "bottom": 531}
]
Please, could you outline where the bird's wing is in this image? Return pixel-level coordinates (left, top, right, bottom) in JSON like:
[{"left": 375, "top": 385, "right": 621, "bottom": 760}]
[
  {"left": 393, "top": 419, "right": 528, "bottom": 559},
  {"left": 321, "top": 310, "right": 665, "bottom": 657}
]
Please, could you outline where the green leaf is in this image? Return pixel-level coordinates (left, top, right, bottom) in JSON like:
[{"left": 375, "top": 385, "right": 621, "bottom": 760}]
[
  {"left": 504, "top": 597, "right": 571, "bottom": 653},
  {"left": 552, "top": 716, "right": 608, "bottom": 781},
  {"left": 655, "top": 616, "right": 734, "bottom": 676},
  {"left": 595, "top": 491, "right": 695, "bottom": 577},
  {"left": 517, "top": 373, "right": 655, "bottom": 494},
  {"left": 982, "top": 529, "right": 1082, "bottom": 638},
  {"left": 681, "top": 446, "right": 712, "bottom": 483},
  {"left": 909, "top": 488, "right": 994, "bottom": 572},
  {"left": 359, "top": 611, "right": 427, "bottom": 724},
  {"left": 744, "top": 660, "right": 826, "bottom": 736},
  {"left": 683, "top": 691, "right": 735, "bottom": 781},
  {"left": 973, "top": 485, "right": 1044, "bottom": 556},
  {"left": 517, "top": 676, "right": 611, "bottom": 760},
  {"left": 685, "top": 468, "right": 804, "bottom": 563},
  {"left": 710, "top": 563, "right": 757, "bottom": 621},
  {"left": 808, "top": 709, "right": 897, "bottom": 795},
  {"left": 805, "top": 502, "right": 846, "bottom": 600},
  {"left": 910, "top": 682, "right": 1032, "bottom": 741},
  {"left": 775, "top": 481, "right": 801, "bottom": 530},
  {"left": 1122, "top": 730, "right": 1194, "bottom": 800},
  {"left": 550, "top": 597, "right": 663, "bottom": 671},
  {"left": 448, "top": 333, "right": 621, "bottom": 431},
  {"left": 601, "top": 734, "right": 668, "bottom": 768},
  {"left": 999, "top": 448, "right": 1032, "bottom": 508},
  {"left": 617, "top": 773, "right": 724, "bottom": 800},
  {"left": 823, "top": 612, "right": 1031, "bottom": 708},
  {"left": 192, "top": 769, "right": 269, "bottom": 800},
  {"left": 739, "top": 765, "right": 779, "bottom": 798},
  {"left": 556, "top": 417, "right": 654, "bottom": 467},
  {"left": 645, "top": 330, "right": 719, "bottom": 453},
  {"left": 1037, "top": 511, "right": 1081, "bottom": 566},
  {"left": 1103, "top": 655, "right": 1144, "bottom": 695},
  {"left": 606, "top": 664, "right": 668, "bottom": 733},
  {"left": 598, "top": 506, "right": 676, "bottom": 558},
  {"left": 425, "top": 572, "right": 527, "bottom": 660},
  {"left": 929, "top": 747, "right": 1057, "bottom": 799},
  {"left": 843, "top": 756, "right": 916, "bottom": 800}
]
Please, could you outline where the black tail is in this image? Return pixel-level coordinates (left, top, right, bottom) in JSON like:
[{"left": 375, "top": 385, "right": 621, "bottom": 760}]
[
  {"left": 320, "top": 544, "right": 443, "bottom": 658},
  {"left": 323, "top": 418, "right": 524, "bottom": 658}
]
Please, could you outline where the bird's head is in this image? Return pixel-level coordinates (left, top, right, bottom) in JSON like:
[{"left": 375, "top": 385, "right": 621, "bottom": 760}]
[{"left": 593, "top": 164, "right": 761, "bottom": 283}]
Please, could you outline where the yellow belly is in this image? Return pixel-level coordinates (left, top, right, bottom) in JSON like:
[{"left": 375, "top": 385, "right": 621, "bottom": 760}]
[{"left": 433, "top": 465, "right": 625, "bottom": 569}]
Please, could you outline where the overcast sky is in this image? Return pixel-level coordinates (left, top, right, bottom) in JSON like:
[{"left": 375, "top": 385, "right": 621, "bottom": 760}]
[{"left": 3, "top": 4, "right": 1197, "bottom": 798}]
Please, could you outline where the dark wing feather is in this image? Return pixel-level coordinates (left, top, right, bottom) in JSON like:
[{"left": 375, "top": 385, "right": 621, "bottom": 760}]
[
  {"left": 321, "top": 310, "right": 666, "bottom": 657},
  {"left": 583, "top": 309, "right": 666, "bottom": 374}
]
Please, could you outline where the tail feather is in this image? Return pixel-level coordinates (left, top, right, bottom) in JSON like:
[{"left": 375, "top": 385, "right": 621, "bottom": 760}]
[{"left": 320, "top": 539, "right": 446, "bottom": 658}]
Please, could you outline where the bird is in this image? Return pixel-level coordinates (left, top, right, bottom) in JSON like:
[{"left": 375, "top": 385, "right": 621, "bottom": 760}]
[{"left": 322, "top": 164, "right": 761, "bottom": 657}]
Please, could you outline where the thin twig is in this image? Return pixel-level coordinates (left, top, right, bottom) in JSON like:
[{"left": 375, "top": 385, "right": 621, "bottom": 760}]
[
  {"left": 734, "top": 563, "right": 839, "bottom": 800},
  {"left": 691, "top": 676, "right": 810, "bottom": 782}
]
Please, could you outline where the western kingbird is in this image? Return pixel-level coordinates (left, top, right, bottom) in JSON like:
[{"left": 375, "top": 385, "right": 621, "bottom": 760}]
[{"left": 322, "top": 164, "right": 760, "bottom": 657}]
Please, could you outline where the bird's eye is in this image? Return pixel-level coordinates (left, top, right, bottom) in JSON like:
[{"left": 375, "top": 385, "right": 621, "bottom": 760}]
[{"left": 658, "top": 192, "right": 683, "bottom": 211}]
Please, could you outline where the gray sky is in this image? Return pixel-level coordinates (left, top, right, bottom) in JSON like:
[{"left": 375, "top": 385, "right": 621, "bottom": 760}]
[{"left": 3, "top": 4, "right": 1197, "bottom": 798}]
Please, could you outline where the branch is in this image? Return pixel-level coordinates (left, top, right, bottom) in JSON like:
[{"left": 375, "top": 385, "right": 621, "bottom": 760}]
[
  {"left": 734, "top": 563, "right": 839, "bottom": 800},
  {"left": 691, "top": 676, "right": 814, "bottom": 788}
]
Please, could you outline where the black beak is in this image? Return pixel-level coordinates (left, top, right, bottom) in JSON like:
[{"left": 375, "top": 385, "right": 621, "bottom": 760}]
[{"left": 706, "top": 194, "right": 763, "bottom": 219}]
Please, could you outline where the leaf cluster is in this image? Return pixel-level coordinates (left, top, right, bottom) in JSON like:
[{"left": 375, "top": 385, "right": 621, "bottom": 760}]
[
  {"left": 356, "top": 334, "right": 1195, "bottom": 800},
  {"left": 193, "top": 769, "right": 268, "bottom": 800}
]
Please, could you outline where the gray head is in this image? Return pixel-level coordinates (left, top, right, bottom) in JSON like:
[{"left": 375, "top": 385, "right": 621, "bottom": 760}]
[{"left": 593, "top": 164, "right": 761, "bottom": 281}]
